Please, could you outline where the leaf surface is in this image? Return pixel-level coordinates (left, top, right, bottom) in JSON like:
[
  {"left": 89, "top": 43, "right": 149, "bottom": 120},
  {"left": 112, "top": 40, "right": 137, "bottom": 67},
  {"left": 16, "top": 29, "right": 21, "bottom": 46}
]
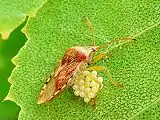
[
  {"left": 0, "top": 0, "right": 46, "bottom": 39},
  {"left": 6, "top": 0, "right": 160, "bottom": 120}
]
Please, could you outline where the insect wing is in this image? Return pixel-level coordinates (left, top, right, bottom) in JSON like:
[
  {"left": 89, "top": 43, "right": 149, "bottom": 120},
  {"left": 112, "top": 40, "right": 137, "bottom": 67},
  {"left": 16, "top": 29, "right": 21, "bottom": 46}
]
[
  {"left": 55, "top": 61, "right": 80, "bottom": 90},
  {"left": 38, "top": 75, "right": 56, "bottom": 104},
  {"left": 38, "top": 61, "right": 81, "bottom": 104},
  {"left": 37, "top": 62, "right": 62, "bottom": 104}
]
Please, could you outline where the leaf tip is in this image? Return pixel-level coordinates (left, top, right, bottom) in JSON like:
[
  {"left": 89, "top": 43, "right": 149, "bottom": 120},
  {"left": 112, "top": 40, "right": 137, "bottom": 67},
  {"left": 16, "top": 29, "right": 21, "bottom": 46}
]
[
  {"left": 4, "top": 93, "right": 13, "bottom": 102},
  {"left": 1, "top": 32, "right": 11, "bottom": 40},
  {"left": 12, "top": 55, "right": 19, "bottom": 65}
]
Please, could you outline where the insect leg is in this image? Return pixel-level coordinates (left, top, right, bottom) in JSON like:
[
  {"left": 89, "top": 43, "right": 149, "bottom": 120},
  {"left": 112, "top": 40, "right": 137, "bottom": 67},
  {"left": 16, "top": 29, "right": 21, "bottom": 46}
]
[
  {"left": 86, "top": 66, "right": 124, "bottom": 88},
  {"left": 90, "top": 52, "right": 111, "bottom": 64},
  {"left": 89, "top": 96, "right": 97, "bottom": 108},
  {"left": 92, "top": 96, "right": 96, "bottom": 108}
]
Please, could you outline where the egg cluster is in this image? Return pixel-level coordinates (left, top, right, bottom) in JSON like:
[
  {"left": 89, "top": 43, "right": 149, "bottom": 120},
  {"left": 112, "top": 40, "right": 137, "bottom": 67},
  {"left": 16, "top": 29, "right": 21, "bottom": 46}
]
[{"left": 72, "top": 71, "right": 103, "bottom": 103}]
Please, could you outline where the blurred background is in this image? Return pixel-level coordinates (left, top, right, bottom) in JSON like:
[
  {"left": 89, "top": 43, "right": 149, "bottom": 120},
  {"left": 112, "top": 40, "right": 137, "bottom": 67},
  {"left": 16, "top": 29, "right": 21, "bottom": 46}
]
[{"left": 0, "top": 22, "right": 26, "bottom": 120}]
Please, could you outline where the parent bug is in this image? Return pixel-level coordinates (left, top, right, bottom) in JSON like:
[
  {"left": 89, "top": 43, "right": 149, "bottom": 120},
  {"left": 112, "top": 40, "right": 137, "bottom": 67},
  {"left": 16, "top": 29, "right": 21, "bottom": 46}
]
[{"left": 37, "top": 17, "right": 135, "bottom": 104}]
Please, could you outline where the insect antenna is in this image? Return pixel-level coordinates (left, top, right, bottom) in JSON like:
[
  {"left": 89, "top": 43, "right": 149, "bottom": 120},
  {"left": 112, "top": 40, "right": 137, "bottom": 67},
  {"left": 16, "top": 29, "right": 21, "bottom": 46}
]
[
  {"left": 83, "top": 16, "right": 96, "bottom": 46},
  {"left": 84, "top": 16, "right": 94, "bottom": 33},
  {"left": 96, "top": 37, "right": 135, "bottom": 51},
  {"left": 96, "top": 21, "right": 160, "bottom": 51}
]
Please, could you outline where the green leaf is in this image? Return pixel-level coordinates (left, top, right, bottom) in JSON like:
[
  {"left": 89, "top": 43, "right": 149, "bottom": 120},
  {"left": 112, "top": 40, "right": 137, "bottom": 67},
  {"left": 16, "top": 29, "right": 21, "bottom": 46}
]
[
  {"left": 0, "top": 0, "right": 46, "bottom": 39},
  {"left": 0, "top": 21, "right": 26, "bottom": 119},
  {"left": 6, "top": 0, "right": 160, "bottom": 120}
]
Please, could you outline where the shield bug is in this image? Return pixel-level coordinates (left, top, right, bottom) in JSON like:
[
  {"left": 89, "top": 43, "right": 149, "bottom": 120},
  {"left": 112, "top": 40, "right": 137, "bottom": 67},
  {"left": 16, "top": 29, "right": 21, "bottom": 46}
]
[{"left": 37, "top": 17, "right": 135, "bottom": 104}]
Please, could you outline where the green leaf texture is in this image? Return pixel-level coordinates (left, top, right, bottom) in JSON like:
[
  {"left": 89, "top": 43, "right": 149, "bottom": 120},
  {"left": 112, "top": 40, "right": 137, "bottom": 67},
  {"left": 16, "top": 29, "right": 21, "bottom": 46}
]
[
  {"left": 0, "top": 0, "right": 46, "bottom": 39},
  {"left": 6, "top": 0, "right": 160, "bottom": 120}
]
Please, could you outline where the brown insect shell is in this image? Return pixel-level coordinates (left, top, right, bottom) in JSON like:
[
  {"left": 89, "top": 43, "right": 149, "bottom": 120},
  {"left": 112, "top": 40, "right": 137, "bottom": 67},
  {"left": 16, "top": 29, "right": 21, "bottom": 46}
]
[
  {"left": 72, "top": 46, "right": 98, "bottom": 63},
  {"left": 37, "top": 46, "right": 98, "bottom": 104}
]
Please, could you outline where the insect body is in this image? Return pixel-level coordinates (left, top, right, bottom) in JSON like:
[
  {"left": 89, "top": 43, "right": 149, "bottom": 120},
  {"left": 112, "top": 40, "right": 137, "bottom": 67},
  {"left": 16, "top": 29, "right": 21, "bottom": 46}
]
[
  {"left": 38, "top": 46, "right": 98, "bottom": 104},
  {"left": 38, "top": 17, "right": 135, "bottom": 104},
  {"left": 38, "top": 38, "right": 134, "bottom": 104}
]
